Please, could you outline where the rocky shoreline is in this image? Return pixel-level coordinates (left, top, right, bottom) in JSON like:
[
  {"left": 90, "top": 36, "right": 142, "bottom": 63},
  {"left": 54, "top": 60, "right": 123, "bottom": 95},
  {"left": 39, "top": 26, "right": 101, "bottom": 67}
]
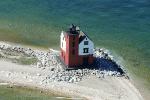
[
  {"left": 0, "top": 42, "right": 128, "bottom": 84},
  {"left": 0, "top": 41, "right": 143, "bottom": 100}
]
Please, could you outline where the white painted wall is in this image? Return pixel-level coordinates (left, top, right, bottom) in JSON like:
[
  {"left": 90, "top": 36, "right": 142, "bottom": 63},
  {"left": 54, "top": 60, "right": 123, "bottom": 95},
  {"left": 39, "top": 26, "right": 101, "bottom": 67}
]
[
  {"left": 60, "top": 31, "right": 66, "bottom": 52},
  {"left": 79, "top": 37, "right": 94, "bottom": 55}
]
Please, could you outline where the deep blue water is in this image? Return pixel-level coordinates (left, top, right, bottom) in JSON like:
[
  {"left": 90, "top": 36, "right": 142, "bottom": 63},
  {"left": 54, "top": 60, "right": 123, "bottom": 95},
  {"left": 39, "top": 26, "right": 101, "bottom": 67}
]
[{"left": 0, "top": 0, "right": 150, "bottom": 95}]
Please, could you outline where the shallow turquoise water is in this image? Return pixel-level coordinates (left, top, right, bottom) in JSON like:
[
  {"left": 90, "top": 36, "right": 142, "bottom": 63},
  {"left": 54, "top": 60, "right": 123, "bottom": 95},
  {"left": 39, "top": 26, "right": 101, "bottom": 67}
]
[{"left": 0, "top": 0, "right": 150, "bottom": 98}]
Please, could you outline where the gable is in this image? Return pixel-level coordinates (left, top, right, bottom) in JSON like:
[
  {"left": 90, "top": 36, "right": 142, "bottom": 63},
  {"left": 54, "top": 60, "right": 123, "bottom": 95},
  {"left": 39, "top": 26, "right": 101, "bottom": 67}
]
[
  {"left": 78, "top": 36, "right": 94, "bottom": 55},
  {"left": 80, "top": 36, "right": 92, "bottom": 46},
  {"left": 79, "top": 31, "right": 93, "bottom": 44}
]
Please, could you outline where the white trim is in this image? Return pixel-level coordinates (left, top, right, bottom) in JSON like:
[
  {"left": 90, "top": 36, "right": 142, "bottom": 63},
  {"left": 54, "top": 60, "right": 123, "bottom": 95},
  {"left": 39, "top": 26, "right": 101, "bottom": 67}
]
[{"left": 60, "top": 31, "right": 66, "bottom": 52}]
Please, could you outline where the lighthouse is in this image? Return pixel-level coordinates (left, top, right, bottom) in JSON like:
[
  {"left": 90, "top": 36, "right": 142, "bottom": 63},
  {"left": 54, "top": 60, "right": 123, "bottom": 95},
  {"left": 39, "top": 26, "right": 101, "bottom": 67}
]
[{"left": 60, "top": 24, "right": 94, "bottom": 68}]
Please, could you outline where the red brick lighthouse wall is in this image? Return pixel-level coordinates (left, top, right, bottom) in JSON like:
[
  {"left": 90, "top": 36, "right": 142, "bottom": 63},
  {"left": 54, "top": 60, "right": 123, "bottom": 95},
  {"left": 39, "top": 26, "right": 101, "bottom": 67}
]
[
  {"left": 60, "top": 25, "right": 81, "bottom": 68},
  {"left": 66, "top": 33, "right": 79, "bottom": 67}
]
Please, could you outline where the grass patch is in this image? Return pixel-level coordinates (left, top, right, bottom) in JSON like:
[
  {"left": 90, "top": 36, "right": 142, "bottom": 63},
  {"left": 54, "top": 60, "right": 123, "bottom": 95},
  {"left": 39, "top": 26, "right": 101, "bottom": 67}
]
[
  {"left": 16, "top": 57, "right": 38, "bottom": 65},
  {"left": 0, "top": 50, "right": 38, "bottom": 65},
  {"left": 0, "top": 85, "right": 68, "bottom": 100}
]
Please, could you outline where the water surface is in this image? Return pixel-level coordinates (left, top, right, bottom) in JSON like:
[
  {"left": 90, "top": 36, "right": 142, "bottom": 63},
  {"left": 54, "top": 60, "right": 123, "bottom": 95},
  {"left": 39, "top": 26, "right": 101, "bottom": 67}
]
[{"left": 0, "top": 0, "right": 150, "bottom": 99}]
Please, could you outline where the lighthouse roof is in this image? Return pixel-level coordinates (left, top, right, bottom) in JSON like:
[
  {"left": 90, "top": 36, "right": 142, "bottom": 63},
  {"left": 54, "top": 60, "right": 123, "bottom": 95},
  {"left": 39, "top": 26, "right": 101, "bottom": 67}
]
[
  {"left": 61, "top": 24, "right": 93, "bottom": 43},
  {"left": 79, "top": 31, "right": 93, "bottom": 43},
  {"left": 66, "top": 24, "right": 80, "bottom": 35}
]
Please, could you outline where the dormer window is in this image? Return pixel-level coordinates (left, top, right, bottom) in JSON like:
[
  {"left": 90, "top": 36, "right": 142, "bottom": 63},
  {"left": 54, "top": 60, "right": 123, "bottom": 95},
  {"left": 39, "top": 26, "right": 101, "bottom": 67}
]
[{"left": 84, "top": 41, "right": 88, "bottom": 45}]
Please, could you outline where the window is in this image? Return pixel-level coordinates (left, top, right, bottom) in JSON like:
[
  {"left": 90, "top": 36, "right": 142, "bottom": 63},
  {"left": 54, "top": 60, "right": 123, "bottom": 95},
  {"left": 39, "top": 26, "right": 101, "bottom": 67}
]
[
  {"left": 72, "top": 42, "right": 75, "bottom": 47},
  {"left": 83, "top": 48, "right": 89, "bottom": 53},
  {"left": 73, "top": 36, "right": 75, "bottom": 40},
  {"left": 84, "top": 41, "right": 88, "bottom": 45},
  {"left": 72, "top": 49, "right": 75, "bottom": 55}
]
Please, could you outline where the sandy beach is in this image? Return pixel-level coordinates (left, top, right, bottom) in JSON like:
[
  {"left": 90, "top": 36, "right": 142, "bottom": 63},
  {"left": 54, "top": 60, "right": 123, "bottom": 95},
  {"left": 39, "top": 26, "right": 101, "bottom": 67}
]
[
  {"left": 0, "top": 42, "right": 143, "bottom": 100},
  {"left": 0, "top": 58, "right": 143, "bottom": 100}
]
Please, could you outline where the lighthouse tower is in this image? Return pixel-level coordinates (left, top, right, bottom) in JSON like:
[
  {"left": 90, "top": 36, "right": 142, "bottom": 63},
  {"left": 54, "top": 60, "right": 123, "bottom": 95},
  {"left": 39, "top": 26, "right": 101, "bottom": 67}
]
[{"left": 60, "top": 24, "right": 94, "bottom": 68}]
